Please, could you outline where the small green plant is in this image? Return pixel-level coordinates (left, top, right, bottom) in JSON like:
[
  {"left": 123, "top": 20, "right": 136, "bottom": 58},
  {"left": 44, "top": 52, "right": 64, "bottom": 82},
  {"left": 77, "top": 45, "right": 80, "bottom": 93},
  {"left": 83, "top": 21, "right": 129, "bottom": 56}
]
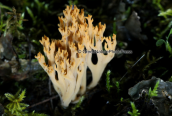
[
  {"left": 26, "top": 0, "right": 49, "bottom": 26},
  {"left": 3, "top": 89, "right": 47, "bottom": 116},
  {"left": 128, "top": 102, "right": 140, "bottom": 116},
  {"left": 156, "top": 28, "right": 172, "bottom": 57},
  {"left": 0, "top": 7, "right": 27, "bottom": 38},
  {"left": 120, "top": 97, "right": 123, "bottom": 102},
  {"left": 148, "top": 80, "right": 160, "bottom": 98},
  {"left": 152, "top": 0, "right": 164, "bottom": 13},
  {"left": 115, "top": 81, "right": 120, "bottom": 93},
  {"left": 168, "top": 76, "right": 172, "bottom": 82},
  {"left": 0, "top": 3, "right": 11, "bottom": 11},
  {"left": 72, "top": 96, "right": 84, "bottom": 111},
  {"left": 106, "top": 70, "right": 113, "bottom": 92},
  {"left": 71, "top": 96, "right": 84, "bottom": 116},
  {"left": 34, "top": 0, "right": 49, "bottom": 15},
  {"left": 110, "top": 17, "right": 117, "bottom": 37},
  {"left": 68, "top": 0, "right": 78, "bottom": 5},
  {"left": 158, "top": 9, "right": 172, "bottom": 17}
]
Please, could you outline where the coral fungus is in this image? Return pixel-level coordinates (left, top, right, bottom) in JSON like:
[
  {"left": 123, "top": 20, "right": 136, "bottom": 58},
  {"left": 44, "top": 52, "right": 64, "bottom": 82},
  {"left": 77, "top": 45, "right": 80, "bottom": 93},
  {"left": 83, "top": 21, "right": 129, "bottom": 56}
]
[{"left": 35, "top": 5, "right": 117, "bottom": 107}]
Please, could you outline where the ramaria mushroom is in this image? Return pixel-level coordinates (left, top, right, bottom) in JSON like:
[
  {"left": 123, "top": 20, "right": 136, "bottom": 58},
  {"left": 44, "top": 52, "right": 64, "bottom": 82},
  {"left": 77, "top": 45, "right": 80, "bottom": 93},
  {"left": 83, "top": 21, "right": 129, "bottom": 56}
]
[{"left": 35, "top": 5, "right": 117, "bottom": 107}]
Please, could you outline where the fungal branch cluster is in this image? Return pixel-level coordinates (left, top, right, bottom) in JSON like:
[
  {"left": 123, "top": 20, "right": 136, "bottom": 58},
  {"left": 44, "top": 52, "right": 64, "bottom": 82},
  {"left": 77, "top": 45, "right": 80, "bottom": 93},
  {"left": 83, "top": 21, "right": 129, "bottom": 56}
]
[{"left": 35, "top": 5, "right": 117, "bottom": 107}]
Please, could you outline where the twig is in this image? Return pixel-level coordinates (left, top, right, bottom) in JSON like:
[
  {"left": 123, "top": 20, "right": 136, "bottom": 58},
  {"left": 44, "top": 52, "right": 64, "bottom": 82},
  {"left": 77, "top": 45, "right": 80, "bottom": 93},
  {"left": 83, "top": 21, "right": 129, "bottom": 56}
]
[
  {"left": 119, "top": 53, "right": 145, "bottom": 82},
  {"left": 49, "top": 78, "right": 54, "bottom": 109},
  {"left": 0, "top": 6, "right": 1, "bottom": 24},
  {"left": 0, "top": 6, "right": 1, "bottom": 36},
  {"left": 26, "top": 35, "right": 32, "bottom": 73},
  {"left": 25, "top": 95, "right": 58, "bottom": 109}
]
